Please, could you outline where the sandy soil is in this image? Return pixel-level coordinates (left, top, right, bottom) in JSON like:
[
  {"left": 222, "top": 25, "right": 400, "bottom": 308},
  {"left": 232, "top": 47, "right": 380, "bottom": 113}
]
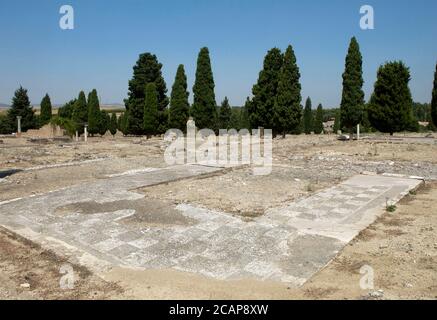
[
  {"left": 0, "top": 137, "right": 165, "bottom": 201},
  {"left": 140, "top": 133, "right": 437, "bottom": 217},
  {"left": 141, "top": 166, "right": 328, "bottom": 217},
  {"left": 0, "top": 227, "right": 123, "bottom": 300}
]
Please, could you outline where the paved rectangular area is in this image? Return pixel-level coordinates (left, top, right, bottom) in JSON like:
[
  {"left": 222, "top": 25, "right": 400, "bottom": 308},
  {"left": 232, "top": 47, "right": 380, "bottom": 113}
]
[{"left": 0, "top": 166, "right": 422, "bottom": 287}]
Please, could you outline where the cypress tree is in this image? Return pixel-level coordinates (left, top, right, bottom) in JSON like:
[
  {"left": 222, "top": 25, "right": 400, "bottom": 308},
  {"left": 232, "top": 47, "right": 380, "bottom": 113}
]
[
  {"left": 125, "top": 53, "right": 168, "bottom": 135},
  {"left": 340, "top": 37, "right": 365, "bottom": 135},
  {"left": 219, "top": 97, "right": 232, "bottom": 129},
  {"left": 314, "top": 103, "right": 324, "bottom": 134},
  {"left": 40, "top": 93, "right": 52, "bottom": 125},
  {"left": 117, "top": 112, "right": 123, "bottom": 131},
  {"left": 87, "top": 89, "right": 101, "bottom": 136},
  {"left": 240, "top": 97, "right": 251, "bottom": 130},
  {"left": 143, "top": 83, "right": 159, "bottom": 137},
  {"left": 368, "top": 61, "right": 414, "bottom": 135},
  {"left": 333, "top": 110, "right": 341, "bottom": 133},
  {"left": 431, "top": 63, "right": 437, "bottom": 128},
  {"left": 7, "top": 86, "right": 36, "bottom": 132},
  {"left": 72, "top": 91, "right": 88, "bottom": 134},
  {"left": 169, "top": 64, "right": 190, "bottom": 131},
  {"left": 118, "top": 112, "right": 129, "bottom": 135},
  {"left": 191, "top": 47, "right": 217, "bottom": 130},
  {"left": 274, "top": 45, "right": 302, "bottom": 137},
  {"left": 250, "top": 48, "right": 283, "bottom": 129},
  {"left": 98, "top": 110, "right": 109, "bottom": 136},
  {"left": 303, "top": 97, "right": 313, "bottom": 134},
  {"left": 229, "top": 108, "right": 242, "bottom": 130},
  {"left": 109, "top": 112, "right": 117, "bottom": 136},
  {"left": 57, "top": 99, "right": 75, "bottom": 119}
]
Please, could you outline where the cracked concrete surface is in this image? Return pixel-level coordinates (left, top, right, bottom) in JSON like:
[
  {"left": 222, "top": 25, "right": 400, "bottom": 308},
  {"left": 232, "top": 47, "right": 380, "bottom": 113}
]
[{"left": 0, "top": 164, "right": 422, "bottom": 287}]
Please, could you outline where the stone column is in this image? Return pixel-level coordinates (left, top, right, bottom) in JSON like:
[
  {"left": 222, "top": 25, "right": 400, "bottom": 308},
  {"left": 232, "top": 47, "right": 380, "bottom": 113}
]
[
  {"left": 186, "top": 118, "right": 196, "bottom": 164},
  {"left": 84, "top": 125, "right": 88, "bottom": 143},
  {"left": 16, "top": 116, "right": 22, "bottom": 137},
  {"left": 357, "top": 124, "right": 360, "bottom": 140}
]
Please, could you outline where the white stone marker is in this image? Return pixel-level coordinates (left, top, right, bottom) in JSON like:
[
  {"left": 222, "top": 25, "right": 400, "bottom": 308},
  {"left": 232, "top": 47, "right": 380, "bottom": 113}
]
[
  {"left": 84, "top": 125, "right": 88, "bottom": 143},
  {"left": 16, "top": 116, "right": 22, "bottom": 136}
]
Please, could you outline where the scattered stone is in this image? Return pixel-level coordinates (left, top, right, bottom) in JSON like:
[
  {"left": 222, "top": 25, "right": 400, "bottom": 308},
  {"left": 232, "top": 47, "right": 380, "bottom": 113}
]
[
  {"left": 20, "top": 283, "right": 30, "bottom": 289},
  {"left": 368, "top": 289, "right": 384, "bottom": 298},
  {"left": 337, "top": 134, "right": 350, "bottom": 141}
]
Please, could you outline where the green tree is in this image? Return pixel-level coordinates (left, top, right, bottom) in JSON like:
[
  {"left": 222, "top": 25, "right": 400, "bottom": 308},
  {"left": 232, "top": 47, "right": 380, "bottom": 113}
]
[
  {"left": 228, "top": 108, "right": 242, "bottom": 130},
  {"left": 7, "top": 86, "right": 36, "bottom": 132},
  {"left": 0, "top": 113, "right": 13, "bottom": 134},
  {"left": 72, "top": 91, "right": 88, "bottom": 134},
  {"left": 303, "top": 97, "right": 313, "bottom": 134},
  {"left": 98, "top": 110, "right": 109, "bottom": 136},
  {"left": 143, "top": 83, "right": 159, "bottom": 137},
  {"left": 249, "top": 48, "right": 283, "bottom": 129},
  {"left": 361, "top": 104, "right": 375, "bottom": 133},
  {"left": 340, "top": 37, "right": 365, "bottom": 136},
  {"left": 87, "top": 89, "right": 101, "bottom": 136},
  {"left": 240, "top": 97, "right": 251, "bottom": 130},
  {"left": 118, "top": 112, "right": 129, "bottom": 135},
  {"left": 219, "top": 97, "right": 232, "bottom": 129},
  {"left": 57, "top": 99, "right": 76, "bottom": 119},
  {"left": 274, "top": 45, "right": 302, "bottom": 137},
  {"left": 169, "top": 64, "right": 190, "bottom": 131},
  {"left": 431, "top": 63, "right": 437, "bottom": 128},
  {"left": 314, "top": 103, "right": 324, "bottom": 134},
  {"left": 39, "top": 93, "right": 52, "bottom": 125},
  {"left": 125, "top": 53, "right": 168, "bottom": 135},
  {"left": 333, "top": 110, "right": 341, "bottom": 133},
  {"left": 109, "top": 112, "right": 117, "bottom": 136},
  {"left": 191, "top": 47, "right": 217, "bottom": 130},
  {"left": 368, "top": 61, "right": 415, "bottom": 135}
]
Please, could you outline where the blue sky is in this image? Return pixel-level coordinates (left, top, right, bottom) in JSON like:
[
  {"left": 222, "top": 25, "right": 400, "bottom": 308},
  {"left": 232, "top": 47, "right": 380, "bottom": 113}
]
[{"left": 0, "top": 0, "right": 436, "bottom": 107}]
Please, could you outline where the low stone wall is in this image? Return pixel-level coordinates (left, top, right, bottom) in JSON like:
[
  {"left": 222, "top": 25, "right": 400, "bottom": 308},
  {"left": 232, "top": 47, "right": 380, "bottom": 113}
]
[{"left": 22, "top": 124, "right": 66, "bottom": 138}]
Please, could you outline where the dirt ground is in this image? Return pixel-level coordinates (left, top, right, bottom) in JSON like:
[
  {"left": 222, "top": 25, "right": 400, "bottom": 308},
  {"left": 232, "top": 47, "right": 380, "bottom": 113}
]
[
  {"left": 141, "top": 166, "right": 328, "bottom": 218},
  {"left": 0, "top": 227, "right": 123, "bottom": 300},
  {"left": 0, "top": 133, "right": 436, "bottom": 299},
  {"left": 0, "top": 181, "right": 435, "bottom": 300}
]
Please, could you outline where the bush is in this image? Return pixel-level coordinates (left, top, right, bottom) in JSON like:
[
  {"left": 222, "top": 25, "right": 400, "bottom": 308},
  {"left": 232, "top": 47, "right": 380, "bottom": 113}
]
[{"left": 50, "top": 116, "right": 76, "bottom": 137}]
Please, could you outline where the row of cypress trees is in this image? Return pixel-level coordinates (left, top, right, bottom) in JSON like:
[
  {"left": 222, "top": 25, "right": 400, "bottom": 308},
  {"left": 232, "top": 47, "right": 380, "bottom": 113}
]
[
  {"left": 121, "top": 48, "right": 219, "bottom": 135},
  {"left": 121, "top": 39, "right": 436, "bottom": 138},
  {"left": 2, "top": 40, "right": 437, "bottom": 136},
  {"left": 57, "top": 89, "right": 117, "bottom": 136}
]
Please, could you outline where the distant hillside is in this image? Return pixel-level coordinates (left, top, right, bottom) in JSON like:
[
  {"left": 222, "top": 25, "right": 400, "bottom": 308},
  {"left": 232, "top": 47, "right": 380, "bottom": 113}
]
[{"left": 0, "top": 103, "right": 10, "bottom": 109}]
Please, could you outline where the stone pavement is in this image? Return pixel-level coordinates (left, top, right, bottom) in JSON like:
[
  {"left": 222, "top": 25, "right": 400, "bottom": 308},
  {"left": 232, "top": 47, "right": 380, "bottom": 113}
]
[{"left": 0, "top": 165, "right": 422, "bottom": 287}]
